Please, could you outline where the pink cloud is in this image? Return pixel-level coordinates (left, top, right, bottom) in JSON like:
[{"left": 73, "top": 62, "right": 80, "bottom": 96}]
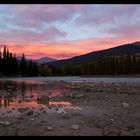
[
  {"left": 75, "top": 5, "right": 140, "bottom": 26},
  {"left": 1, "top": 36, "right": 139, "bottom": 60},
  {"left": 104, "top": 23, "right": 140, "bottom": 37},
  {"left": 0, "top": 25, "right": 67, "bottom": 44},
  {"left": 9, "top": 5, "right": 87, "bottom": 28},
  {"left": 0, "top": 5, "right": 140, "bottom": 60}
]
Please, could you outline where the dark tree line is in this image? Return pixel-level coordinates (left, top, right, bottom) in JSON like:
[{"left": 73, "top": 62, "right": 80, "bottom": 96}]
[
  {"left": 45, "top": 54, "right": 140, "bottom": 76},
  {"left": 0, "top": 46, "right": 39, "bottom": 77},
  {"left": 84, "top": 54, "right": 140, "bottom": 75},
  {"left": 83, "top": 54, "right": 139, "bottom": 75},
  {"left": 0, "top": 46, "right": 140, "bottom": 77}
]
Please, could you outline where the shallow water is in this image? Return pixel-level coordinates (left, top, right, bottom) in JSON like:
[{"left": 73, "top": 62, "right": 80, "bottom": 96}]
[
  {"left": 0, "top": 77, "right": 139, "bottom": 117},
  {"left": 0, "top": 76, "right": 140, "bottom": 83},
  {"left": 0, "top": 80, "right": 73, "bottom": 117}
]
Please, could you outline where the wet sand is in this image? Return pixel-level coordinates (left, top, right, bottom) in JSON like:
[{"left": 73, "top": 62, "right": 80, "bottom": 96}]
[{"left": 0, "top": 81, "right": 140, "bottom": 136}]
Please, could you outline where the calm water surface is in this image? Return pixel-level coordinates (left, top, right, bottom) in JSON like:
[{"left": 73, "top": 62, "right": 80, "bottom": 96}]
[
  {"left": 0, "top": 76, "right": 140, "bottom": 83},
  {"left": 0, "top": 79, "right": 73, "bottom": 117}
]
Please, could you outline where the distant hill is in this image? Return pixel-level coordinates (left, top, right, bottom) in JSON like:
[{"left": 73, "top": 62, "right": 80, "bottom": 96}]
[
  {"left": 17, "top": 56, "right": 57, "bottom": 64},
  {"left": 34, "top": 57, "right": 57, "bottom": 64},
  {"left": 46, "top": 41, "right": 140, "bottom": 68}
]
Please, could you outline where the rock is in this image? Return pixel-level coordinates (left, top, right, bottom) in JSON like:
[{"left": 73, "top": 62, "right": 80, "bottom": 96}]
[
  {"left": 47, "top": 127, "right": 53, "bottom": 131},
  {"left": 75, "top": 94, "right": 85, "bottom": 98},
  {"left": 17, "top": 108, "right": 30, "bottom": 113},
  {"left": 0, "top": 121, "right": 11, "bottom": 126},
  {"left": 110, "top": 119, "right": 114, "bottom": 122},
  {"left": 109, "top": 128, "right": 121, "bottom": 136},
  {"left": 103, "top": 127, "right": 120, "bottom": 136},
  {"left": 71, "top": 124, "right": 80, "bottom": 130},
  {"left": 6, "top": 111, "right": 12, "bottom": 113},
  {"left": 68, "top": 94, "right": 75, "bottom": 98},
  {"left": 122, "top": 103, "right": 130, "bottom": 109},
  {"left": 18, "top": 108, "right": 33, "bottom": 116},
  {"left": 116, "top": 87, "right": 121, "bottom": 90},
  {"left": 66, "top": 93, "right": 85, "bottom": 99},
  {"left": 99, "top": 89, "right": 103, "bottom": 92},
  {"left": 26, "top": 110, "right": 34, "bottom": 116},
  {"left": 57, "top": 108, "right": 66, "bottom": 114},
  {"left": 39, "top": 108, "right": 44, "bottom": 111},
  {"left": 40, "top": 120, "right": 46, "bottom": 123},
  {"left": 7, "top": 85, "right": 14, "bottom": 89},
  {"left": 7, "top": 88, "right": 13, "bottom": 92},
  {"left": 60, "top": 113, "right": 71, "bottom": 119},
  {"left": 42, "top": 110, "right": 46, "bottom": 113},
  {"left": 18, "top": 99, "right": 25, "bottom": 103},
  {"left": 37, "top": 96, "right": 49, "bottom": 105},
  {"left": 96, "top": 121, "right": 107, "bottom": 128},
  {"left": 18, "top": 116, "right": 25, "bottom": 120},
  {"left": 48, "top": 105, "right": 52, "bottom": 109}
]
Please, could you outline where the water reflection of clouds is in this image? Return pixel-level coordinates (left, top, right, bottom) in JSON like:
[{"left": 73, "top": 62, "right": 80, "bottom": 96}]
[
  {"left": 0, "top": 80, "right": 72, "bottom": 111},
  {"left": 0, "top": 80, "right": 66, "bottom": 98},
  {"left": 0, "top": 97, "right": 71, "bottom": 110}
]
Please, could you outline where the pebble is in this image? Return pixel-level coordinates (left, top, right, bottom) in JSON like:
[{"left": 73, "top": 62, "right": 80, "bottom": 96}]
[
  {"left": 122, "top": 103, "right": 130, "bottom": 109},
  {"left": 71, "top": 124, "right": 80, "bottom": 130},
  {"left": 96, "top": 121, "right": 107, "bottom": 128},
  {"left": 42, "top": 110, "right": 46, "bottom": 113},
  {"left": 74, "top": 94, "right": 84, "bottom": 98},
  {"left": 17, "top": 108, "right": 30, "bottom": 113},
  {"left": 0, "top": 121, "right": 11, "bottom": 126},
  {"left": 47, "top": 127, "right": 53, "bottom": 131},
  {"left": 18, "top": 116, "right": 25, "bottom": 120},
  {"left": 57, "top": 108, "right": 66, "bottom": 114},
  {"left": 110, "top": 119, "right": 114, "bottom": 122},
  {"left": 26, "top": 110, "right": 34, "bottom": 116},
  {"left": 6, "top": 111, "right": 12, "bottom": 113}
]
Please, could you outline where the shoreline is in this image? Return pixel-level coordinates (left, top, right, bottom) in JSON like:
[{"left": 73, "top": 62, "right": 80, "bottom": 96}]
[
  {"left": 0, "top": 74, "right": 140, "bottom": 78},
  {"left": 80, "top": 75, "right": 140, "bottom": 78},
  {"left": 0, "top": 81, "right": 140, "bottom": 136}
]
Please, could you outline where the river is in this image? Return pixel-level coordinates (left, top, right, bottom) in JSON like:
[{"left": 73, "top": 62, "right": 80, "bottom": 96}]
[{"left": 0, "top": 76, "right": 140, "bottom": 83}]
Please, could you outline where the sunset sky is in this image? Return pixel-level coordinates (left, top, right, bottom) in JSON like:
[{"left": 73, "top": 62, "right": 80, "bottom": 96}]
[{"left": 0, "top": 4, "right": 140, "bottom": 60}]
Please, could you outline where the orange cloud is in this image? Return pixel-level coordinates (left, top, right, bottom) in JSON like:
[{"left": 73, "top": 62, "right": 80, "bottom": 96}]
[{"left": 1, "top": 36, "right": 139, "bottom": 60}]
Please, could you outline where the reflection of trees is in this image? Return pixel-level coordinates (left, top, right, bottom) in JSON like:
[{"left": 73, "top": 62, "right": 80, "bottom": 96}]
[
  {"left": 20, "top": 82, "right": 38, "bottom": 98},
  {"left": 4, "top": 97, "right": 9, "bottom": 108},
  {"left": 0, "top": 80, "right": 63, "bottom": 109},
  {"left": 20, "top": 82, "right": 26, "bottom": 99},
  {"left": 0, "top": 81, "right": 17, "bottom": 95},
  {"left": 0, "top": 81, "right": 17, "bottom": 109},
  {"left": 0, "top": 96, "right": 2, "bottom": 108},
  {"left": 37, "top": 96, "right": 49, "bottom": 105},
  {"left": 0, "top": 96, "right": 11, "bottom": 109}
]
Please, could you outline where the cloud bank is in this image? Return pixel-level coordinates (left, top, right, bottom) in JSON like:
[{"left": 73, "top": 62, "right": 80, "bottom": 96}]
[{"left": 0, "top": 4, "right": 140, "bottom": 59}]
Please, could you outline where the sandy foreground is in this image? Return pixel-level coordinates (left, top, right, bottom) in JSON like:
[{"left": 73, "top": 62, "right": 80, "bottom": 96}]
[{"left": 0, "top": 81, "right": 140, "bottom": 136}]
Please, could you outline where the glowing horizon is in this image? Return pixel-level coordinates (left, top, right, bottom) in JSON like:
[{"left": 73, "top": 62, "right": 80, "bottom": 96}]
[{"left": 0, "top": 4, "right": 140, "bottom": 60}]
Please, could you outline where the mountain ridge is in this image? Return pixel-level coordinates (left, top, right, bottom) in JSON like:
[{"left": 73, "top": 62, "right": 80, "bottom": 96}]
[
  {"left": 33, "top": 57, "right": 57, "bottom": 64},
  {"left": 46, "top": 41, "right": 140, "bottom": 68},
  {"left": 17, "top": 56, "right": 57, "bottom": 64}
]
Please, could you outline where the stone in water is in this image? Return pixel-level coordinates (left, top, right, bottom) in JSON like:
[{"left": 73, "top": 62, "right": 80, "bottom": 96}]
[
  {"left": 0, "top": 121, "right": 11, "bottom": 126},
  {"left": 47, "top": 127, "right": 53, "bottom": 131},
  {"left": 122, "top": 103, "right": 129, "bottom": 109},
  {"left": 71, "top": 124, "right": 80, "bottom": 130}
]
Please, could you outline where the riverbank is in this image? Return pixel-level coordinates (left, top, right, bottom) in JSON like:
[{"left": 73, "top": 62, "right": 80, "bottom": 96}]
[
  {"left": 81, "top": 75, "right": 140, "bottom": 78},
  {"left": 0, "top": 81, "right": 140, "bottom": 136},
  {"left": 0, "top": 76, "right": 140, "bottom": 84}
]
